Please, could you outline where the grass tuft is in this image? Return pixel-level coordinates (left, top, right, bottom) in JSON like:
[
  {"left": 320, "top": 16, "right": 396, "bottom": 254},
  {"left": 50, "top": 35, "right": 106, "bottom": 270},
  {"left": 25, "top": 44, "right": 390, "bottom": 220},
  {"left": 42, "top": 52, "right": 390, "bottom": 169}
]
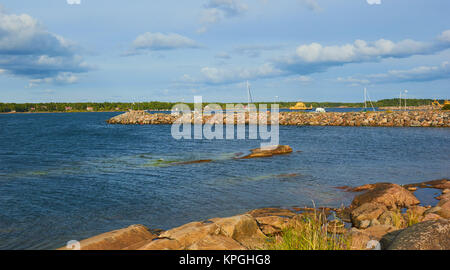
[{"left": 264, "top": 210, "right": 351, "bottom": 250}]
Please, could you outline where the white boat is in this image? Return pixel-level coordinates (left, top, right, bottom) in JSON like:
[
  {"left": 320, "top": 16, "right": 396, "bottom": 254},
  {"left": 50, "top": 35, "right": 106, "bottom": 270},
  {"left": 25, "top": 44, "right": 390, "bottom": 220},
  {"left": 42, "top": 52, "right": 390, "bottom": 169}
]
[{"left": 315, "top": 107, "right": 326, "bottom": 113}]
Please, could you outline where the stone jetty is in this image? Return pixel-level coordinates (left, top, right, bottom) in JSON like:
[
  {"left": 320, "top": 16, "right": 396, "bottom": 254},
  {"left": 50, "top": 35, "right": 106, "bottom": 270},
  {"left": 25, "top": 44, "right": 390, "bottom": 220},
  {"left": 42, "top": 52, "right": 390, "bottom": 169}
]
[
  {"left": 106, "top": 110, "right": 450, "bottom": 127},
  {"left": 59, "top": 178, "right": 450, "bottom": 250}
]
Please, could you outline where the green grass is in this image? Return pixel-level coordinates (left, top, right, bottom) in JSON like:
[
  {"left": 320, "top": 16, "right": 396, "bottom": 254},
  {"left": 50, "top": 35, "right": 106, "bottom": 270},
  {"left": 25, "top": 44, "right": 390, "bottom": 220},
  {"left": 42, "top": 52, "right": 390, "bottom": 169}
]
[{"left": 264, "top": 211, "right": 351, "bottom": 250}]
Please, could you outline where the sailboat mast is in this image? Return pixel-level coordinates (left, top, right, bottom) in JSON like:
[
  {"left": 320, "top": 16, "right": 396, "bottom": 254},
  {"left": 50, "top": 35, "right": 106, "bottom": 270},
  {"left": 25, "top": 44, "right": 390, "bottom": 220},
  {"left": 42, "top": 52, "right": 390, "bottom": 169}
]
[
  {"left": 247, "top": 80, "right": 253, "bottom": 104},
  {"left": 364, "top": 88, "right": 367, "bottom": 109}
]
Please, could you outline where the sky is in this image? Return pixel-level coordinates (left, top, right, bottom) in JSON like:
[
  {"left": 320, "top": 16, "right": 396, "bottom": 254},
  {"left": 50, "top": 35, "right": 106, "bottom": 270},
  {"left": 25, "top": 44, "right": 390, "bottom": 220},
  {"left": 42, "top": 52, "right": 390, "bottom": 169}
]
[{"left": 0, "top": 0, "right": 449, "bottom": 103}]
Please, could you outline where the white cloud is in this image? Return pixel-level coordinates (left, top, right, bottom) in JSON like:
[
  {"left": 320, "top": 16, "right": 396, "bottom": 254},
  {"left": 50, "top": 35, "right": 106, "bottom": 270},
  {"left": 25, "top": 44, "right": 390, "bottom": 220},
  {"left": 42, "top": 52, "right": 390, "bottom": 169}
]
[
  {"left": 338, "top": 62, "right": 450, "bottom": 85},
  {"left": 125, "top": 32, "right": 199, "bottom": 55},
  {"left": 367, "top": 0, "right": 381, "bottom": 5},
  {"left": 438, "top": 30, "right": 450, "bottom": 43},
  {"left": 199, "top": 0, "right": 248, "bottom": 32},
  {"left": 28, "top": 72, "right": 79, "bottom": 87},
  {"left": 0, "top": 8, "right": 90, "bottom": 85},
  {"left": 133, "top": 32, "right": 199, "bottom": 51},
  {"left": 276, "top": 31, "right": 450, "bottom": 74},
  {"left": 183, "top": 30, "right": 450, "bottom": 86}
]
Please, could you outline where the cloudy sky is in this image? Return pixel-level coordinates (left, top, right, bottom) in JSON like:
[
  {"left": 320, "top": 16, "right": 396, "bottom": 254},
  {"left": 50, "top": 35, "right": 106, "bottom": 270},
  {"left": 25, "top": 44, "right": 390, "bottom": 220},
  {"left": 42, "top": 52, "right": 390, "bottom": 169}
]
[{"left": 0, "top": 0, "right": 449, "bottom": 103}]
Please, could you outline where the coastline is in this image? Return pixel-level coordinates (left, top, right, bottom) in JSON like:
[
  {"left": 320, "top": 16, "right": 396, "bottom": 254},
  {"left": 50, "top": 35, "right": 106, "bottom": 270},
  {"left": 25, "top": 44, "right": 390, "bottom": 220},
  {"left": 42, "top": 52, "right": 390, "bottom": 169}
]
[{"left": 59, "top": 178, "right": 450, "bottom": 250}]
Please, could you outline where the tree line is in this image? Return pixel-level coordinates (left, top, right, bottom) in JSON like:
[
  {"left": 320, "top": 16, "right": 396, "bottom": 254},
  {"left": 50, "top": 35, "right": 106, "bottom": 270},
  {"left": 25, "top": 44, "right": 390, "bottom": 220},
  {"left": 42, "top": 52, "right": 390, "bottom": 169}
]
[{"left": 0, "top": 99, "right": 445, "bottom": 113}]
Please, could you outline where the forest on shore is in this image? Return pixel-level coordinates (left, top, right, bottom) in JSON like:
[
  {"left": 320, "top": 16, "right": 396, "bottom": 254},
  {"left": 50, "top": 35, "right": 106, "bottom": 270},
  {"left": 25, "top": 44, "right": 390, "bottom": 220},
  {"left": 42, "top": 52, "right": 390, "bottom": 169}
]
[{"left": 0, "top": 99, "right": 445, "bottom": 113}]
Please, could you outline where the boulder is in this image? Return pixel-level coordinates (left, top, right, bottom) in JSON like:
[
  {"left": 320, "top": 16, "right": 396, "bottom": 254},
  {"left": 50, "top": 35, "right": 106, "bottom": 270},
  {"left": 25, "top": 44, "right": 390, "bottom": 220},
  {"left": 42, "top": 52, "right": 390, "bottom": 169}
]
[
  {"left": 255, "top": 215, "right": 291, "bottom": 235},
  {"left": 209, "top": 214, "right": 267, "bottom": 249},
  {"left": 386, "top": 219, "right": 450, "bottom": 250},
  {"left": 422, "top": 213, "right": 443, "bottom": 222},
  {"left": 435, "top": 199, "right": 450, "bottom": 218},
  {"left": 239, "top": 145, "right": 293, "bottom": 159},
  {"left": 350, "top": 203, "right": 387, "bottom": 229},
  {"left": 58, "top": 224, "right": 157, "bottom": 250},
  {"left": 351, "top": 183, "right": 420, "bottom": 209},
  {"left": 159, "top": 221, "right": 221, "bottom": 248}
]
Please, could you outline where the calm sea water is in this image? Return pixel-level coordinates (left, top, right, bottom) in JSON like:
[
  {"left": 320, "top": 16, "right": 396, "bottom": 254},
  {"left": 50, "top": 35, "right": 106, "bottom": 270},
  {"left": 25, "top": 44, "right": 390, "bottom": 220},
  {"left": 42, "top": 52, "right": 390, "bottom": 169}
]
[{"left": 0, "top": 112, "right": 449, "bottom": 249}]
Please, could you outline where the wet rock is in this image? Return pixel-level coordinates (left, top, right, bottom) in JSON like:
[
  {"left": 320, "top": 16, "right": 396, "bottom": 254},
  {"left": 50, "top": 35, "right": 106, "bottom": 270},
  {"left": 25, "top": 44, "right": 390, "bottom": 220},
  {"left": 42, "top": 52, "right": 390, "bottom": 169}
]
[
  {"left": 238, "top": 145, "right": 293, "bottom": 159},
  {"left": 351, "top": 183, "right": 420, "bottom": 209},
  {"left": 386, "top": 219, "right": 450, "bottom": 250},
  {"left": 58, "top": 224, "right": 157, "bottom": 250}
]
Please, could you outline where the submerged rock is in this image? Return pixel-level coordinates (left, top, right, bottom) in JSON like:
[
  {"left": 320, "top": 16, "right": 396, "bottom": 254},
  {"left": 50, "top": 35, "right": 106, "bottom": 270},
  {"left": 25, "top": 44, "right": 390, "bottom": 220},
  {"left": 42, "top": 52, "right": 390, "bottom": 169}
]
[{"left": 238, "top": 145, "right": 293, "bottom": 159}]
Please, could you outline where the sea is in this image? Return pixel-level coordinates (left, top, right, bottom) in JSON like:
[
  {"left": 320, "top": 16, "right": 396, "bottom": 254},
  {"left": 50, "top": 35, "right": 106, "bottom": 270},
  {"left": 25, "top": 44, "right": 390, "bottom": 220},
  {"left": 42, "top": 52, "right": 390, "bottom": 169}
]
[{"left": 0, "top": 111, "right": 448, "bottom": 249}]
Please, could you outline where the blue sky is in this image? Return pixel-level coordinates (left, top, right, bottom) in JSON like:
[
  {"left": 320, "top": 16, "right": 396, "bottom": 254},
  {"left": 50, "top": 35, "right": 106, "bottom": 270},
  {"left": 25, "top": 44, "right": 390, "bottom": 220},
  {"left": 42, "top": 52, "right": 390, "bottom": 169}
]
[{"left": 0, "top": 0, "right": 449, "bottom": 103}]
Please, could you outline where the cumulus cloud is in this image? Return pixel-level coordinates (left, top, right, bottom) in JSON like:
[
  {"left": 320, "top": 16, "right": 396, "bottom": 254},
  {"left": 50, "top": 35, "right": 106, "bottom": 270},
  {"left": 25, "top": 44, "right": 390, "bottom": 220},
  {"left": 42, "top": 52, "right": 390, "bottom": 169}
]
[
  {"left": 338, "top": 62, "right": 450, "bottom": 86},
  {"left": 275, "top": 31, "right": 450, "bottom": 74},
  {"left": 183, "top": 30, "right": 450, "bottom": 85},
  {"left": 198, "top": 0, "right": 248, "bottom": 32},
  {"left": 0, "top": 7, "right": 90, "bottom": 85},
  {"left": 125, "top": 32, "right": 200, "bottom": 55}
]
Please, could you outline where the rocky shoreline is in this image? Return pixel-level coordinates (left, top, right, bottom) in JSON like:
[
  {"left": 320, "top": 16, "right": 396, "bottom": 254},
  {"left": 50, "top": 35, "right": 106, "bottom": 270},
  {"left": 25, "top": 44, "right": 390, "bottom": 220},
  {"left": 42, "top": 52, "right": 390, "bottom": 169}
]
[
  {"left": 59, "top": 178, "right": 450, "bottom": 250},
  {"left": 106, "top": 110, "right": 450, "bottom": 127}
]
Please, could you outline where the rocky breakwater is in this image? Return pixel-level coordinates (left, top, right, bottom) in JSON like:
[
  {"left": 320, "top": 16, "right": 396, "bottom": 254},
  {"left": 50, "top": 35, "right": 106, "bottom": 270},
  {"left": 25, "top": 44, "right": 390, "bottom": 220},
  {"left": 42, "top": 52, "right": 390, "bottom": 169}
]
[
  {"left": 59, "top": 179, "right": 450, "bottom": 250},
  {"left": 107, "top": 110, "right": 450, "bottom": 127}
]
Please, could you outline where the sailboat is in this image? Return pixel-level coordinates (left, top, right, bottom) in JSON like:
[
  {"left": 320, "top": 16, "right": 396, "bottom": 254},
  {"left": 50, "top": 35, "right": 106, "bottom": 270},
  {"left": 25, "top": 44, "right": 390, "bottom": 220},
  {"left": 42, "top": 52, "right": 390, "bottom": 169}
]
[{"left": 362, "top": 88, "right": 376, "bottom": 112}]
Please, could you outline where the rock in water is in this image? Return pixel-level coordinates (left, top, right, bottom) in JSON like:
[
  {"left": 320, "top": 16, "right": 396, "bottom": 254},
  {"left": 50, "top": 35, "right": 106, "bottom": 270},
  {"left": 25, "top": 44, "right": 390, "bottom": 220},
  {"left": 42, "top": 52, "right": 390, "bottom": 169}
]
[
  {"left": 386, "top": 219, "right": 450, "bottom": 250},
  {"left": 238, "top": 145, "right": 293, "bottom": 159}
]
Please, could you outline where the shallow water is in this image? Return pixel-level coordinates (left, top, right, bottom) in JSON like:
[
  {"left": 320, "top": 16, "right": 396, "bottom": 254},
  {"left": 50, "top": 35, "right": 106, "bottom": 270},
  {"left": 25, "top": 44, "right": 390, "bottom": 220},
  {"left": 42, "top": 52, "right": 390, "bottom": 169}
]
[{"left": 0, "top": 112, "right": 449, "bottom": 249}]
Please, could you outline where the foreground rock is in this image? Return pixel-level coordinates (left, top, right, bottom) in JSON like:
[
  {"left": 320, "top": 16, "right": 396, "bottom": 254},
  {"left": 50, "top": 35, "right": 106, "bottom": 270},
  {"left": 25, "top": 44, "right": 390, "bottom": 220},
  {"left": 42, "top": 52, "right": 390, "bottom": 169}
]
[
  {"left": 58, "top": 225, "right": 157, "bottom": 250},
  {"left": 384, "top": 219, "right": 450, "bottom": 250}
]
